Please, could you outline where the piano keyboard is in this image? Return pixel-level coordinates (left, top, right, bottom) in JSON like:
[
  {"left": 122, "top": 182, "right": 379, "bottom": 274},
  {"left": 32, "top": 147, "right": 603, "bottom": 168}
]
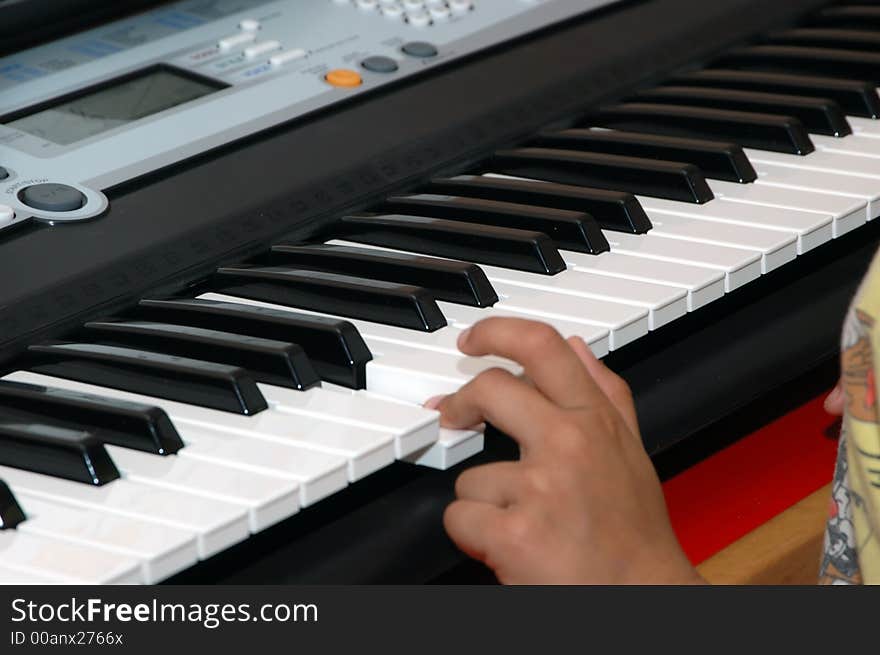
[{"left": 2, "top": 2, "right": 880, "bottom": 584}]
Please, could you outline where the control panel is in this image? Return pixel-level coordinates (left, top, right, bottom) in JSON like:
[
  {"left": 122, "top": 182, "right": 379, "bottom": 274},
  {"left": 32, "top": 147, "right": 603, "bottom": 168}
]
[{"left": 0, "top": 0, "right": 616, "bottom": 229}]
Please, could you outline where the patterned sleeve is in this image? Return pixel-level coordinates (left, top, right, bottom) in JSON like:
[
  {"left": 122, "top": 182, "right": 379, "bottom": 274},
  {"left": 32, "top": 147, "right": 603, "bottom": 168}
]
[
  {"left": 819, "top": 249, "right": 880, "bottom": 585},
  {"left": 819, "top": 427, "right": 862, "bottom": 585}
]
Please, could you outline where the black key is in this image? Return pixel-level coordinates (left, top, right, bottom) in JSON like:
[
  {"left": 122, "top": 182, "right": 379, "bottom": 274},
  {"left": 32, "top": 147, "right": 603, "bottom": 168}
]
[
  {"left": 489, "top": 148, "right": 714, "bottom": 203},
  {"left": 324, "top": 213, "right": 566, "bottom": 275},
  {"left": 212, "top": 266, "right": 447, "bottom": 333},
  {"left": 135, "top": 298, "right": 372, "bottom": 389},
  {"left": 807, "top": 5, "right": 880, "bottom": 30},
  {"left": 714, "top": 45, "right": 880, "bottom": 84},
  {"left": 381, "top": 194, "right": 609, "bottom": 254},
  {"left": 82, "top": 320, "right": 320, "bottom": 391},
  {"left": 0, "top": 419, "right": 119, "bottom": 486},
  {"left": 634, "top": 86, "right": 851, "bottom": 137},
  {"left": 531, "top": 129, "right": 757, "bottom": 183},
  {"left": 0, "top": 379, "right": 183, "bottom": 455},
  {"left": 270, "top": 244, "right": 498, "bottom": 307},
  {"left": 26, "top": 342, "right": 267, "bottom": 416},
  {"left": 589, "top": 103, "right": 815, "bottom": 155},
  {"left": 427, "top": 175, "right": 652, "bottom": 234},
  {"left": 765, "top": 28, "right": 880, "bottom": 52},
  {"left": 669, "top": 69, "right": 880, "bottom": 119},
  {"left": 0, "top": 480, "right": 25, "bottom": 529}
]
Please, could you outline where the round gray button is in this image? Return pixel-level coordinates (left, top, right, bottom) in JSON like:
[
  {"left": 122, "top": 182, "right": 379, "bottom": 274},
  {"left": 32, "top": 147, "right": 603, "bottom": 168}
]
[
  {"left": 361, "top": 56, "right": 399, "bottom": 73},
  {"left": 401, "top": 41, "right": 438, "bottom": 58},
  {"left": 19, "top": 183, "right": 86, "bottom": 212},
  {"left": 0, "top": 167, "right": 8, "bottom": 180}
]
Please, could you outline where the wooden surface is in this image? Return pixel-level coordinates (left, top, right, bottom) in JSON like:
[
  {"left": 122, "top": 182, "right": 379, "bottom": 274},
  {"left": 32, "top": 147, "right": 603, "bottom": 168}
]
[{"left": 696, "top": 483, "right": 831, "bottom": 585}]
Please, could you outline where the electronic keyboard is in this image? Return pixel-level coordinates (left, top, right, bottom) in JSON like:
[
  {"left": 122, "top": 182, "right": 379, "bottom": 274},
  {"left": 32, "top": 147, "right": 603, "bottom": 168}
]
[{"left": 0, "top": 0, "right": 878, "bottom": 584}]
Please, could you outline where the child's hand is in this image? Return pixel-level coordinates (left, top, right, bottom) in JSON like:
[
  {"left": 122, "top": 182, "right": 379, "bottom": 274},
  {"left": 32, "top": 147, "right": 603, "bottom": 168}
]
[
  {"left": 429, "top": 317, "right": 703, "bottom": 585},
  {"left": 824, "top": 382, "right": 844, "bottom": 416}
]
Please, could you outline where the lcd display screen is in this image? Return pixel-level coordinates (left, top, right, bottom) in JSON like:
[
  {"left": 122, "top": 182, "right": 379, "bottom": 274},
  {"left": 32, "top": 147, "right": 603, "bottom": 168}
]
[{"left": 5, "top": 67, "right": 222, "bottom": 146}]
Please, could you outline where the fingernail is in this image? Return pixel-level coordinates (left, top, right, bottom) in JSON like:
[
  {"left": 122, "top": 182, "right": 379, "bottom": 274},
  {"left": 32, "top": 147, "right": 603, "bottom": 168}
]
[
  {"left": 424, "top": 395, "right": 446, "bottom": 410},
  {"left": 457, "top": 327, "right": 472, "bottom": 350}
]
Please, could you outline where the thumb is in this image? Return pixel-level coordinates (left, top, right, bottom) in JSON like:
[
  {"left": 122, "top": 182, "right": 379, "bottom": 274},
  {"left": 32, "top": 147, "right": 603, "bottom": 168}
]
[{"left": 824, "top": 382, "right": 845, "bottom": 416}]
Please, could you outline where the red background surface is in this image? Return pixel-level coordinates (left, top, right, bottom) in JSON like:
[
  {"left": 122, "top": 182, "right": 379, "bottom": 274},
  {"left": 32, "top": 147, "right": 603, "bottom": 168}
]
[{"left": 663, "top": 392, "right": 840, "bottom": 564}]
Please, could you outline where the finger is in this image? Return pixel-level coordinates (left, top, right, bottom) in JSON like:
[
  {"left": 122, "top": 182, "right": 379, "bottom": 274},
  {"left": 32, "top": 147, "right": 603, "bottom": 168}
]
[
  {"left": 824, "top": 382, "right": 845, "bottom": 416},
  {"left": 455, "top": 461, "right": 525, "bottom": 507},
  {"left": 434, "top": 367, "right": 560, "bottom": 452},
  {"left": 443, "top": 499, "right": 508, "bottom": 565},
  {"left": 568, "top": 336, "right": 639, "bottom": 435},
  {"left": 457, "top": 317, "right": 600, "bottom": 408}
]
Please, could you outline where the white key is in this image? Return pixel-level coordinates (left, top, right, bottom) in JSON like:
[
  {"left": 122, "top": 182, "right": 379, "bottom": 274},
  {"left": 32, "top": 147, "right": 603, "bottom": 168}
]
[
  {"left": 747, "top": 163, "right": 878, "bottom": 221},
  {"left": 746, "top": 148, "right": 880, "bottom": 184},
  {"left": 476, "top": 168, "right": 796, "bottom": 264},
  {"left": 601, "top": 231, "right": 761, "bottom": 292},
  {"left": 364, "top": 340, "right": 519, "bottom": 403},
  {"left": 562, "top": 250, "right": 724, "bottom": 312},
  {"left": 331, "top": 388, "right": 483, "bottom": 469},
  {"left": 434, "top": 301, "right": 617, "bottom": 359},
  {"left": 328, "top": 239, "right": 686, "bottom": 331},
  {"left": 274, "top": 383, "right": 484, "bottom": 471},
  {"left": 638, "top": 196, "right": 832, "bottom": 255},
  {"left": 741, "top": 150, "right": 879, "bottom": 225},
  {"left": 709, "top": 180, "right": 867, "bottom": 238},
  {"left": 479, "top": 174, "right": 729, "bottom": 306},
  {"left": 490, "top": 281, "right": 648, "bottom": 349},
  {"left": 405, "top": 428, "right": 484, "bottom": 469},
  {"left": 453, "top": 307, "right": 608, "bottom": 357},
  {"left": 181, "top": 408, "right": 392, "bottom": 484},
  {"left": 14, "top": 492, "right": 198, "bottom": 584},
  {"left": 0, "top": 563, "right": 65, "bottom": 584},
  {"left": 0, "top": 528, "right": 141, "bottom": 584},
  {"left": 0, "top": 464, "right": 248, "bottom": 560},
  {"left": 3, "top": 371, "right": 363, "bottom": 494},
  {"left": 174, "top": 424, "right": 346, "bottom": 505},
  {"left": 849, "top": 117, "right": 880, "bottom": 139},
  {"left": 637, "top": 209, "right": 797, "bottom": 274},
  {"left": 479, "top": 264, "right": 686, "bottom": 330},
  {"left": 813, "top": 133, "right": 880, "bottom": 159},
  {"left": 477, "top": 170, "right": 763, "bottom": 283},
  {"left": 106, "top": 447, "right": 300, "bottom": 533},
  {"left": 256, "top": 383, "right": 438, "bottom": 458}
]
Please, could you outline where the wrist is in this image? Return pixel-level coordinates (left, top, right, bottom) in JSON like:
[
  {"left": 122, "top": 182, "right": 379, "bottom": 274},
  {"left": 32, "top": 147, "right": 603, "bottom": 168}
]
[{"left": 626, "top": 547, "right": 706, "bottom": 585}]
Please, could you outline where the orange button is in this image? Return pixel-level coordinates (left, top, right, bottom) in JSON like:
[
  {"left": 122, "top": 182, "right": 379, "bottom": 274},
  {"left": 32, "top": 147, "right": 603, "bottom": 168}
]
[{"left": 325, "top": 69, "right": 362, "bottom": 88}]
